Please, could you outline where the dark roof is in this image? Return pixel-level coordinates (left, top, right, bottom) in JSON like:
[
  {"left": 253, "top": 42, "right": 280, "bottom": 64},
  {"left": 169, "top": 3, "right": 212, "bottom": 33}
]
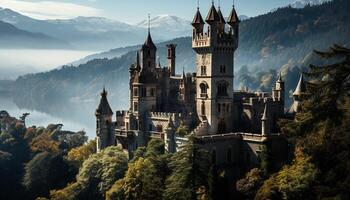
[
  {"left": 218, "top": 8, "right": 226, "bottom": 24},
  {"left": 142, "top": 32, "right": 157, "bottom": 50},
  {"left": 206, "top": 5, "right": 220, "bottom": 23},
  {"left": 192, "top": 9, "right": 205, "bottom": 25},
  {"left": 96, "top": 88, "right": 113, "bottom": 116},
  {"left": 227, "top": 6, "right": 240, "bottom": 25}
]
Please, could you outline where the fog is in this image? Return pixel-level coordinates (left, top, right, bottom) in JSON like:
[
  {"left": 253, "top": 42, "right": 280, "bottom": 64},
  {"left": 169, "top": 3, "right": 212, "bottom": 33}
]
[{"left": 0, "top": 49, "right": 95, "bottom": 80}]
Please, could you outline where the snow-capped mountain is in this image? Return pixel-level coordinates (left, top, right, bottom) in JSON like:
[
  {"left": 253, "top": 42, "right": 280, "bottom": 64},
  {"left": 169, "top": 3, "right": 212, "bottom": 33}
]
[
  {"left": 136, "top": 15, "right": 191, "bottom": 38},
  {"left": 290, "top": 0, "right": 332, "bottom": 8}
]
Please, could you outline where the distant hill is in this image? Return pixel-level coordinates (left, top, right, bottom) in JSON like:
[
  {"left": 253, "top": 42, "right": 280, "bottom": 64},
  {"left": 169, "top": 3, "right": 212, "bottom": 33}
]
[
  {"left": 0, "top": 20, "right": 70, "bottom": 49},
  {"left": 5, "top": 0, "right": 350, "bottom": 118},
  {"left": 0, "top": 7, "right": 190, "bottom": 50}
]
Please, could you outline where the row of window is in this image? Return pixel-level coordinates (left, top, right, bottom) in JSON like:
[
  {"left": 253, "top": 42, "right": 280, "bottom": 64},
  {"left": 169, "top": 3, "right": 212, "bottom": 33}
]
[
  {"left": 217, "top": 103, "right": 230, "bottom": 114},
  {"left": 133, "top": 87, "right": 156, "bottom": 97},
  {"left": 199, "top": 82, "right": 229, "bottom": 97},
  {"left": 200, "top": 65, "right": 227, "bottom": 75}
]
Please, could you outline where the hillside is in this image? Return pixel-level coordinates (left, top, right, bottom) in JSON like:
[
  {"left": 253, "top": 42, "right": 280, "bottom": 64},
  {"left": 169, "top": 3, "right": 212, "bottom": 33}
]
[
  {"left": 6, "top": 0, "right": 350, "bottom": 118},
  {"left": 0, "top": 21, "right": 70, "bottom": 49}
]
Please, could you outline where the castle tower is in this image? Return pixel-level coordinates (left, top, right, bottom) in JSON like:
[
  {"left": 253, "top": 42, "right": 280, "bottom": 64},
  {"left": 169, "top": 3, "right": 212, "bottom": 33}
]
[
  {"left": 167, "top": 44, "right": 177, "bottom": 76},
  {"left": 192, "top": 3, "right": 239, "bottom": 135},
  {"left": 130, "top": 23, "right": 158, "bottom": 114},
  {"left": 273, "top": 72, "right": 285, "bottom": 111},
  {"left": 289, "top": 74, "right": 306, "bottom": 113},
  {"left": 95, "top": 87, "right": 115, "bottom": 152}
]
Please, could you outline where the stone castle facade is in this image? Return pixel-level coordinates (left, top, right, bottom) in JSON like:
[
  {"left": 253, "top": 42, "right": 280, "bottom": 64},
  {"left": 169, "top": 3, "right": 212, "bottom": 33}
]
[{"left": 95, "top": 3, "right": 305, "bottom": 170}]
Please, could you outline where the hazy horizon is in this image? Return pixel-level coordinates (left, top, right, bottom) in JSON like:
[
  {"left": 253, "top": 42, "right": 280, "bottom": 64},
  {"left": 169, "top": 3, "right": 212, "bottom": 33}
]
[{"left": 0, "top": 0, "right": 296, "bottom": 24}]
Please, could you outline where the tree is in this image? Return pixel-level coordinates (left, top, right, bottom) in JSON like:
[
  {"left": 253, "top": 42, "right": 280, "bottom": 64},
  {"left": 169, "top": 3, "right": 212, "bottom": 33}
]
[
  {"left": 236, "top": 168, "right": 264, "bottom": 199},
  {"left": 23, "top": 152, "right": 74, "bottom": 199},
  {"left": 164, "top": 136, "right": 210, "bottom": 200},
  {"left": 67, "top": 139, "right": 96, "bottom": 168},
  {"left": 51, "top": 146, "right": 128, "bottom": 200},
  {"left": 106, "top": 158, "right": 163, "bottom": 200},
  {"left": 255, "top": 149, "right": 317, "bottom": 200}
]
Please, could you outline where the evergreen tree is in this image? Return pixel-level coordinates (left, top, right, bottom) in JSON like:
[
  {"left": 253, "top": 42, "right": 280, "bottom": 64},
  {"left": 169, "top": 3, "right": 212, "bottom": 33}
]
[{"left": 164, "top": 136, "right": 210, "bottom": 200}]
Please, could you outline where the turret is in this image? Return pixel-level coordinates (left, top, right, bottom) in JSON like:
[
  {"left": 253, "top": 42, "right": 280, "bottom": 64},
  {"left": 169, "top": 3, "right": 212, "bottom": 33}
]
[
  {"left": 164, "top": 116, "right": 176, "bottom": 153},
  {"left": 261, "top": 104, "right": 269, "bottom": 136},
  {"left": 96, "top": 87, "right": 115, "bottom": 152},
  {"left": 206, "top": 3, "right": 220, "bottom": 39},
  {"left": 273, "top": 72, "right": 285, "bottom": 109},
  {"left": 289, "top": 74, "right": 307, "bottom": 114},
  {"left": 140, "top": 31, "right": 157, "bottom": 71},
  {"left": 192, "top": 7, "right": 205, "bottom": 38},
  {"left": 167, "top": 44, "right": 177, "bottom": 76},
  {"left": 227, "top": 5, "right": 240, "bottom": 39},
  {"left": 217, "top": 7, "right": 226, "bottom": 33}
]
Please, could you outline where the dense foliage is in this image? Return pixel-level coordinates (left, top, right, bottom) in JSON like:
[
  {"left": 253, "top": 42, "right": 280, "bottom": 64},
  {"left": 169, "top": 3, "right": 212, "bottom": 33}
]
[{"left": 237, "top": 44, "right": 350, "bottom": 199}]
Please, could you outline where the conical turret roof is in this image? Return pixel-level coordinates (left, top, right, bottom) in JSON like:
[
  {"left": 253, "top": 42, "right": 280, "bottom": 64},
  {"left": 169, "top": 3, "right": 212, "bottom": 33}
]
[
  {"left": 218, "top": 8, "right": 226, "bottom": 24},
  {"left": 143, "top": 32, "right": 157, "bottom": 50},
  {"left": 293, "top": 74, "right": 306, "bottom": 96},
  {"left": 192, "top": 8, "right": 205, "bottom": 25},
  {"left": 96, "top": 87, "right": 113, "bottom": 116},
  {"left": 228, "top": 6, "right": 239, "bottom": 25},
  {"left": 206, "top": 4, "right": 220, "bottom": 23}
]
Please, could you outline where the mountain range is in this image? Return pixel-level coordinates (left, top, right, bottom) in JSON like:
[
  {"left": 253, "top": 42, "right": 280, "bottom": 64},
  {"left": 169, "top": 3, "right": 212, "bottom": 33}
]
[
  {"left": 0, "top": 20, "right": 70, "bottom": 49},
  {"left": 0, "top": 7, "right": 191, "bottom": 50}
]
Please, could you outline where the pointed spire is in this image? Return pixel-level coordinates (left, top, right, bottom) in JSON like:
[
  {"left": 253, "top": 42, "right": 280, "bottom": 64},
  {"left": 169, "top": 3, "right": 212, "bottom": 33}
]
[
  {"left": 96, "top": 87, "right": 113, "bottom": 116},
  {"left": 217, "top": 5, "right": 226, "bottom": 24},
  {"left": 277, "top": 71, "right": 283, "bottom": 82},
  {"left": 206, "top": 3, "right": 220, "bottom": 23},
  {"left": 192, "top": 5, "right": 205, "bottom": 26},
  {"left": 148, "top": 13, "right": 151, "bottom": 34},
  {"left": 293, "top": 74, "right": 306, "bottom": 96},
  {"left": 261, "top": 104, "right": 268, "bottom": 120},
  {"left": 228, "top": 4, "right": 240, "bottom": 26}
]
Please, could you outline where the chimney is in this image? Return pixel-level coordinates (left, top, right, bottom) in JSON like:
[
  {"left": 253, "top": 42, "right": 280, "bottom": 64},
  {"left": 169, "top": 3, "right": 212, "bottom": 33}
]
[{"left": 167, "top": 44, "right": 177, "bottom": 76}]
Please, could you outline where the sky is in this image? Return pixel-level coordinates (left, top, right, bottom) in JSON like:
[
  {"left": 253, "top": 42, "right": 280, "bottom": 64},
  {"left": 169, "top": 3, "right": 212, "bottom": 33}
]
[{"left": 0, "top": 0, "right": 297, "bottom": 24}]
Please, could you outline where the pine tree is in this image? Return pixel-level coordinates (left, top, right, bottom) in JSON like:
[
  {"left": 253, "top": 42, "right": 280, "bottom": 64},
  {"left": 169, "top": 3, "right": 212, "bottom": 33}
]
[{"left": 164, "top": 136, "right": 210, "bottom": 200}]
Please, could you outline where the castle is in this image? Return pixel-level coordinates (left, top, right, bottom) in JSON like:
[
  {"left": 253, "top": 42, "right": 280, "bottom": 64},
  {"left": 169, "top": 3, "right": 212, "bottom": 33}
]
[{"left": 95, "top": 3, "right": 305, "bottom": 170}]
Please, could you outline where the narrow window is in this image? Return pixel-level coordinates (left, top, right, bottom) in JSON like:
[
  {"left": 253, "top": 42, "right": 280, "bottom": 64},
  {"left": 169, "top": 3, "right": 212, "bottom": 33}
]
[
  {"left": 133, "top": 88, "right": 139, "bottom": 96},
  {"left": 141, "top": 88, "right": 147, "bottom": 97},
  {"left": 149, "top": 124, "right": 153, "bottom": 131},
  {"left": 134, "top": 102, "right": 138, "bottom": 112},
  {"left": 201, "top": 101, "right": 206, "bottom": 116}
]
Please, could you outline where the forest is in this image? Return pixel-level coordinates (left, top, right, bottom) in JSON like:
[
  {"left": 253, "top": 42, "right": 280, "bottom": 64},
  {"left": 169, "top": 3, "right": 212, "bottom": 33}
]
[{"left": 0, "top": 44, "right": 349, "bottom": 200}]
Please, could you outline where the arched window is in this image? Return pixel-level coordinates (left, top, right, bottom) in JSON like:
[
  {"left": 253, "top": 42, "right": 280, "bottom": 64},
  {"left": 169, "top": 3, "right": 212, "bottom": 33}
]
[
  {"left": 217, "top": 82, "right": 228, "bottom": 97},
  {"left": 200, "top": 82, "right": 208, "bottom": 97}
]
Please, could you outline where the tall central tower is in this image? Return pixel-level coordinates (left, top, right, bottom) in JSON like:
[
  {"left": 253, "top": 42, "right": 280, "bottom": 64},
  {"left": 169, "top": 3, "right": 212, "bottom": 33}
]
[{"left": 192, "top": 3, "right": 239, "bottom": 135}]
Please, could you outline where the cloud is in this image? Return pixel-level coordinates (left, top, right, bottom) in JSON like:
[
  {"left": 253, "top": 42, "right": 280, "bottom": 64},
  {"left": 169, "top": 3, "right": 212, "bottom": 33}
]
[{"left": 0, "top": 0, "right": 102, "bottom": 20}]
